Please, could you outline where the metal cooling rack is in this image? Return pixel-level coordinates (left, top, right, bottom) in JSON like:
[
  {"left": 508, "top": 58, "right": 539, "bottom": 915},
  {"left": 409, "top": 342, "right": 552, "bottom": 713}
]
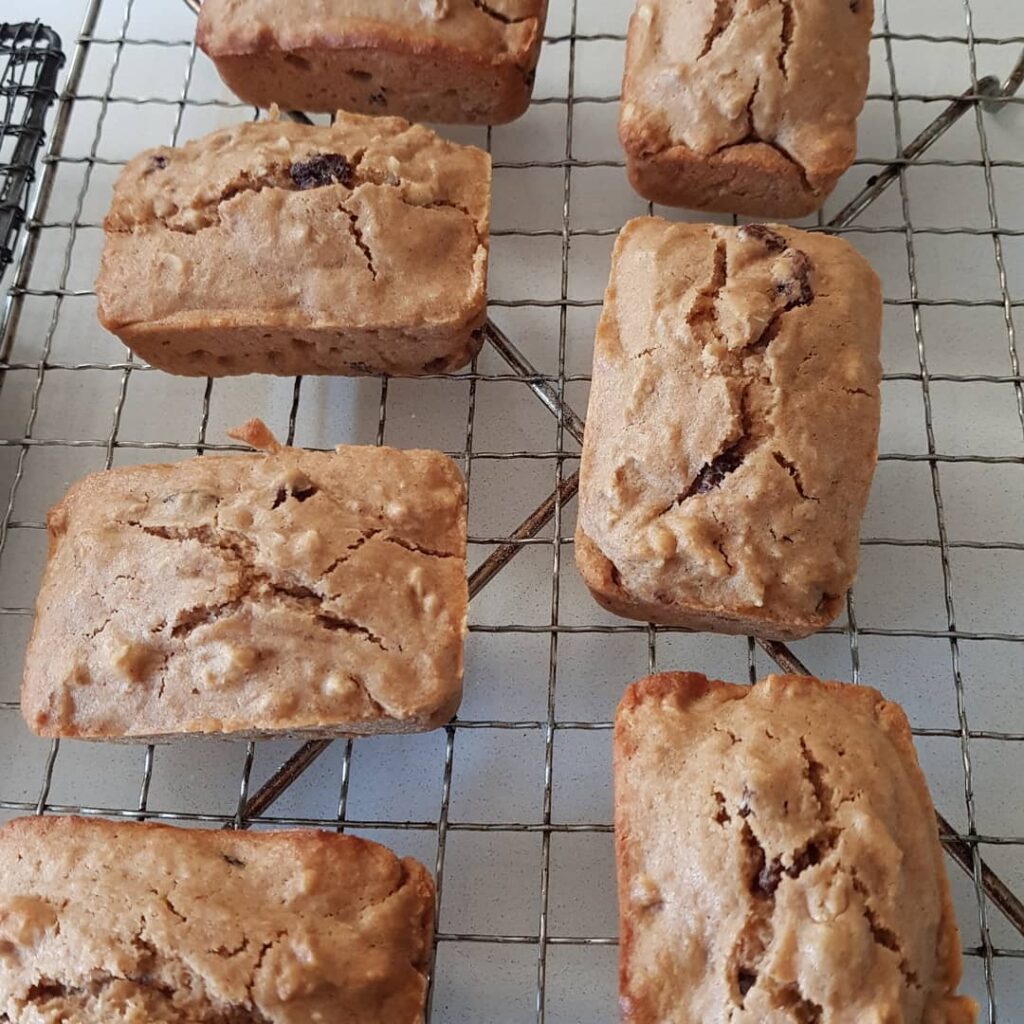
[
  {"left": 0, "top": 22, "right": 63, "bottom": 278},
  {"left": 1, "top": 0, "right": 1023, "bottom": 1020}
]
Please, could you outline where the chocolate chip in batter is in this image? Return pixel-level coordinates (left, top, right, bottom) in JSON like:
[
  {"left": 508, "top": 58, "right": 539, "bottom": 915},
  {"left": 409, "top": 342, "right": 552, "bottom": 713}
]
[{"left": 289, "top": 152, "right": 354, "bottom": 190}]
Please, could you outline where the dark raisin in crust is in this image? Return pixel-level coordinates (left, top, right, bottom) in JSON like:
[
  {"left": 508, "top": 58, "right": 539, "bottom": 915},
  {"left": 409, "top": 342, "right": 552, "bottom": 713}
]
[
  {"left": 684, "top": 445, "right": 746, "bottom": 498},
  {"left": 738, "top": 223, "right": 787, "bottom": 252},
  {"left": 289, "top": 153, "right": 354, "bottom": 190}
]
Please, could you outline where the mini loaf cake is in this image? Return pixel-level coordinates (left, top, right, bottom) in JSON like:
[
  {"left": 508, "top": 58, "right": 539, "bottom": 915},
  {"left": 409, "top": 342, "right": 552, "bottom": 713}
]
[
  {"left": 0, "top": 816, "right": 435, "bottom": 1024},
  {"left": 614, "top": 672, "right": 977, "bottom": 1024},
  {"left": 196, "top": 0, "right": 549, "bottom": 124},
  {"left": 21, "top": 420, "right": 468, "bottom": 740},
  {"left": 576, "top": 218, "right": 882, "bottom": 640},
  {"left": 619, "top": 0, "right": 874, "bottom": 217},
  {"left": 95, "top": 110, "right": 490, "bottom": 377}
]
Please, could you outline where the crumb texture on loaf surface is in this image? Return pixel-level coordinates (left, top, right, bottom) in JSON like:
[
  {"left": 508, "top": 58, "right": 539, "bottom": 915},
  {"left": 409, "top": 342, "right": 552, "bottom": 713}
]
[
  {"left": 614, "top": 672, "right": 977, "bottom": 1024},
  {"left": 0, "top": 816, "right": 434, "bottom": 1024},
  {"left": 21, "top": 424, "right": 468, "bottom": 739},
  {"left": 619, "top": 0, "right": 873, "bottom": 210},
  {"left": 576, "top": 218, "right": 882, "bottom": 639},
  {"left": 95, "top": 112, "right": 490, "bottom": 375}
]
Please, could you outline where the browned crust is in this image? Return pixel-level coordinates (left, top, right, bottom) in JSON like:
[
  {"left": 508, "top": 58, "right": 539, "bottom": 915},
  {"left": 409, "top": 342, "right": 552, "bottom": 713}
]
[
  {"left": 616, "top": 671, "right": 895, "bottom": 729},
  {"left": 0, "top": 811, "right": 421, "bottom": 864},
  {"left": 106, "top": 320, "right": 485, "bottom": 378},
  {"left": 613, "top": 671, "right": 973, "bottom": 1024},
  {"left": 574, "top": 525, "right": 839, "bottom": 642},
  {"left": 26, "top": 704, "right": 462, "bottom": 743},
  {"left": 197, "top": 13, "right": 545, "bottom": 123},
  {"left": 197, "top": 15, "right": 543, "bottom": 68},
  {"left": 97, "top": 301, "right": 487, "bottom": 336},
  {"left": 0, "top": 814, "right": 436, "bottom": 975},
  {"left": 205, "top": 49, "right": 534, "bottom": 123},
  {"left": 226, "top": 417, "right": 281, "bottom": 452},
  {"left": 622, "top": 140, "right": 836, "bottom": 220}
]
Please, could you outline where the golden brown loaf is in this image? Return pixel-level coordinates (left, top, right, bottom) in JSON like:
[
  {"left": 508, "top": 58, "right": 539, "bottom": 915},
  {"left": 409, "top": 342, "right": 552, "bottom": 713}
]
[
  {"left": 196, "top": 0, "right": 548, "bottom": 124},
  {"left": 575, "top": 218, "right": 882, "bottom": 640},
  {"left": 619, "top": 0, "right": 873, "bottom": 217},
  {"left": 614, "top": 672, "right": 977, "bottom": 1024},
  {"left": 0, "top": 816, "right": 435, "bottom": 1023},
  {"left": 21, "top": 420, "right": 468, "bottom": 740},
  {"left": 95, "top": 111, "right": 490, "bottom": 377}
]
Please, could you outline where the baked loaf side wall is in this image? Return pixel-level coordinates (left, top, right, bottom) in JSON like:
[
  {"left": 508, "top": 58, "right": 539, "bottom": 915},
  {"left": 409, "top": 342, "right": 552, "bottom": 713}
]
[
  {"left": 0, "top": 816, "right": 434, "bottom": 1024},
  {"left": 576, "top": 218, "right": 882, "bottom": 639},
  {"left": 21, "top": 440, "right": 468, "bottom": 739},
  {"left": 614, "top": 672, "right": 976, "bottom": 1024},
  {"left": 196, "top": 0, "right": 547, "bottom": 123},
  {"left": 95, "top": 113, "right": 490, "bottom": 376},
  {"left": 114, "top": 307, "right": 485, "bottom": 378},
  {"left": 624, "top": 141, "right": 824, "bottom": 221},
  {"left": 619, "top": 0, "right": 873, "bottom": 215},
  {"left": 203, "top": 44, "right": 536, "bottom": 125}
]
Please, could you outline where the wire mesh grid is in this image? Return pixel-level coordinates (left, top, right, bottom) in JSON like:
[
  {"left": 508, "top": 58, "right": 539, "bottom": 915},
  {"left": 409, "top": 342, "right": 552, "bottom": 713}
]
[
  {"left": 0, "top": 0, "right": 1023, "bottom": 1019},
  {"left": 0, "top": 21, "right": 63, "bottom": 277}
]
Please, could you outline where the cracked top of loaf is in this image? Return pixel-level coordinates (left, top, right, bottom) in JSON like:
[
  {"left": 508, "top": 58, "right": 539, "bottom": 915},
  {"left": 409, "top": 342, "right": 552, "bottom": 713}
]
[
  {"left": 614, "top": 672, "right": 976, "bottom": 1024},
  {"left": 0, "top": 816, "right": 434, "bottom": 1023},
  {"left": 96, "top": 110, "right": 489, "bottom": 335},
  {"left": 576, "top": 218, "right": 882, "bottom": 639},
  {"left": 21, "top": 423, "right": 468, "bottom": 740},
  {"left": 619, "top": 0, "right": 873, "bottom": 191},
  {"left": 197, "top": 0, "right": 547, "bottom": 66}
]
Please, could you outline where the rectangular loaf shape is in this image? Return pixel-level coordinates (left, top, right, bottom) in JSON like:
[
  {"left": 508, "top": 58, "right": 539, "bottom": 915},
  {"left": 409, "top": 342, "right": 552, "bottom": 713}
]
[
  {"left": 95, "top": 111, "right": 490, "bottom": 377},
  {"left": 576, "top": 218, "right": 882, "bottom": 640},
  {"left": 614, "top": 672, "right": 975, "bottom": 1024},
  {"left": 196, "top": 0, "right": 548, "bottom": 124},
  {"left": 619, "top": 0, "right": 873, "bottom": 217},
  {"left": 21, "top": 420, "right": 468, "bottom": 740},
  {"left": 0, "top": 816, "right": 434, "bottom": 1024}
]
